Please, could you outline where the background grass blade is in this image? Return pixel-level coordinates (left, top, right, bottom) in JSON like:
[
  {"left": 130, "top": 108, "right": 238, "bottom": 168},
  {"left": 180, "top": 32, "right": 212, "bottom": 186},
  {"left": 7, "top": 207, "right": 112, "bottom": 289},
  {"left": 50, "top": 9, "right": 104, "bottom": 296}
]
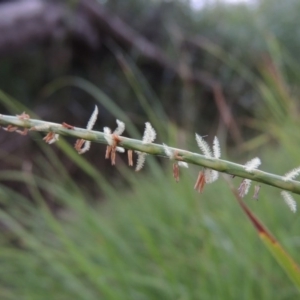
[{"left": 228, "top": 178, "right": 300, "bottom": 291}]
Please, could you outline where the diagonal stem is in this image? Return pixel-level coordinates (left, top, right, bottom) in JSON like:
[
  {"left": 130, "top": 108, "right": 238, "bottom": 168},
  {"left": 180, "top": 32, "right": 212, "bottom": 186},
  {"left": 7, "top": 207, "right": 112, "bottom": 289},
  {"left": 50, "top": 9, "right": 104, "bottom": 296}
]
[{"left": 1, "top": 114, "right": 300, "bottom": 195}]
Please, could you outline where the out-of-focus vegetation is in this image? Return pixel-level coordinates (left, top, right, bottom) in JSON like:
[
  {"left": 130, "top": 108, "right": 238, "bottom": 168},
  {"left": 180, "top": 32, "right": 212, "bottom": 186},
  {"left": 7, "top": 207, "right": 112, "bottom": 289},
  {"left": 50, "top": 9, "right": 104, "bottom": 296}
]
[{"left": 1, "top": 0, "right": 300, "bottom": 299}]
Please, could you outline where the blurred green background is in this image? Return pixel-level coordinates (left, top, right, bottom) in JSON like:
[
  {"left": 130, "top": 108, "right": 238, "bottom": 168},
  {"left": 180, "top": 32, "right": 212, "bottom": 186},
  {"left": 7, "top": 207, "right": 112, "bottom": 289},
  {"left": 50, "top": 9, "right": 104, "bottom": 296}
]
[{"left": 1, "top": 0, "right": 300, "bottom": 299}]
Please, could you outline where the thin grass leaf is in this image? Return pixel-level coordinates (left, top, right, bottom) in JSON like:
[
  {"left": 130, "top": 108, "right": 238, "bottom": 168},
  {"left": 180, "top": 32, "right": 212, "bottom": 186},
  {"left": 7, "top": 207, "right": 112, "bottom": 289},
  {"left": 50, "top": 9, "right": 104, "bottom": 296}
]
[{"left": 227, "top": 178, "right": 300, "bottom": 291}]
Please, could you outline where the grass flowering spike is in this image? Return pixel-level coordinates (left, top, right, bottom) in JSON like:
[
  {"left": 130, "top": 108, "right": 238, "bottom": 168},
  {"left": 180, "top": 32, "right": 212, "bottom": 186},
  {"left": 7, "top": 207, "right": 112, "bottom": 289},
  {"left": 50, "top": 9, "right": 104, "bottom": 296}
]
[
  {"left": 195, "top": 134, "right": 212, "bottom": 157},
  {"left": 244, "top": 157, "right": 261, "bottom": 172},
  {"left": 3, "top": 112, "right": 300, "bottom": 202},
  {"left": 283, "top": 167, "right": 300, "bottom": 181},
  {"left": 213, "top": 136, "right": 221, "bottom": 159},
  {"left": 281, "top": 191, "right": 297, "bottom": 213},
  {"left": 86, "top": 105, "right": 98, "bottom": 130}
]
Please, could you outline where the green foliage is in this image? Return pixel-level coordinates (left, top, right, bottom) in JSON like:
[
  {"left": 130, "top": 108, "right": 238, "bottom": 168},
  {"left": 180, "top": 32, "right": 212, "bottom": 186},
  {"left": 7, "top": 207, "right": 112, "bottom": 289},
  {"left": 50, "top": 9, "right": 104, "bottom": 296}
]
[{"left": 0, "top": 139, "right": 300, "bottom": 299}]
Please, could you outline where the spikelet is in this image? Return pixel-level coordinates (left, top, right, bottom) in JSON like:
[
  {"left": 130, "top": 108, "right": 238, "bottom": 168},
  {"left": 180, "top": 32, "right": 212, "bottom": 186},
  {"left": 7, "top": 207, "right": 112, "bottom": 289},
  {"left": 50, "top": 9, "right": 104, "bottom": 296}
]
[
  {"left": 136, "top": 122, "right": 157, "bottom": 171},
  {"left": 103, "top": 120, "right": 125, "bottom": 164},
  {"left": 195, "top": 135, "right": 220, "bottom": 185},
  {"left": 104, "top": 120, "right": 125, "bottom": 145},
  {"left": 163, "top": 144, "right": 188, "bottom": 166},
  {"left": 281, "top": 191, "right": 297, "bottom": 213},
  {"left": 238, "top": 179, "right": 252, "bottom": 198},
  {"left": 212, "top": 136, "right": 221, "bottom": 159},
  {"left": 195, "top": 134, "right": 212, "bottom": 157},
  {"left": 75, "top": 106, "right": 98, "bottom": 154},
  {"left": 244, "top": 157, "right": 261, "bottom": 172},
  {"left": 163, "top": 143, "right": 188, "bottom": 181},
  {"left": 283, "top": 166, "right": 300, "bottom": 181},
  {"left": 142, "top": 122, "right": 156, "bottom": 144}
]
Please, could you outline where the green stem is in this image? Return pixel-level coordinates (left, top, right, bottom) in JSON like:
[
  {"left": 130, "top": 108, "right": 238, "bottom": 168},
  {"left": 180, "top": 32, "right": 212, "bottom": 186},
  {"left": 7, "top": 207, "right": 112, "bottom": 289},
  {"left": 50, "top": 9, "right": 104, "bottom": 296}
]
[{"left": 1, "top": 114, "right": 300, "bottom": 195}]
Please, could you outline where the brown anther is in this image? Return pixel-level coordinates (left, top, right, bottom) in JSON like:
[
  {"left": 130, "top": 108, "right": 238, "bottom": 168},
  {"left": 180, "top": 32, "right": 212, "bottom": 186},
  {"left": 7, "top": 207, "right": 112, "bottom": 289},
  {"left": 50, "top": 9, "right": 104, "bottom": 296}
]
[
  {"left": 3, "top": 125, "right": 18, "bottom": 132},
  {"left": 237, "top": 179, "right": 249, "bottom": 198},
  {"left": 43, "top": 132, "right": 56, "bottom": 143},
  {"left": 62, "top": 122, "right": 74, "bottom": 130},
  {"left": 111, "top": 148, "right": 116, "bottom": 165},
  {"left": 74, "top": 139, "right": 85, "bottom": 152},
  {"left": 105, "top": 146, "right": 112, "bottom": 159},
  {"left": 128, "top": 150, "right": 133, "bottom": 166},
  {"left": 106, "top": 134, "right": 121, "bottom": 165},
  {"left": 17, "top": 112, "right": 30, "bottom": 120},
  {"left": 173, "top": 162, "right": 180, "bottom": 182},
  {"left": 16, "top": 128, "right": 28, "bottom": 136},
  {"left": 194, "top": 171, "right": 206, "bottom": 193}
]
